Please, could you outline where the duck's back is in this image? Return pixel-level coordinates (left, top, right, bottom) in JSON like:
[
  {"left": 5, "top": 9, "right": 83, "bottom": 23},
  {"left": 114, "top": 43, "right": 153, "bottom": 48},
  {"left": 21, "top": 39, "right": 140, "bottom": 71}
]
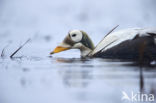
[{"left": 90, "top": 28, "right": 156, "bottom": 61}]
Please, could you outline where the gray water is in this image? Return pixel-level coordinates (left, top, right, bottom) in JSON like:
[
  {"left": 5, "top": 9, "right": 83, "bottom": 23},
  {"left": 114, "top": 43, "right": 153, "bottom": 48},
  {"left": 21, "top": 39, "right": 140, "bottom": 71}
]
[
  {"left": 0, "top": 57, "right": 156, "bottom": 103},
  {"left": 0, "top": 0, "right": 156, "bottom": 103}
]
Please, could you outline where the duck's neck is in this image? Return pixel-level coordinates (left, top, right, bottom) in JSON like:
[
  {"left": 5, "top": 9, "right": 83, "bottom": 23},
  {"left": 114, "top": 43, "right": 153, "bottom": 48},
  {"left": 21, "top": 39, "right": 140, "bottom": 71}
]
[
  {"left": 80, "top": 45, "right": 93, "bottom": 58},
  {"left": 78, "top": 31, "right": 95, "bottom": 57}
]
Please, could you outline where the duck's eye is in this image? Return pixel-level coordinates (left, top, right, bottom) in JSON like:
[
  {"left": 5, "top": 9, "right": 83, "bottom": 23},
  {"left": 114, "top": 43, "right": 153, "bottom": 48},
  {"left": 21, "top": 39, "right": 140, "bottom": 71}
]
[{"left": 72, "top": 34, "right": 77, "bottom": 37}]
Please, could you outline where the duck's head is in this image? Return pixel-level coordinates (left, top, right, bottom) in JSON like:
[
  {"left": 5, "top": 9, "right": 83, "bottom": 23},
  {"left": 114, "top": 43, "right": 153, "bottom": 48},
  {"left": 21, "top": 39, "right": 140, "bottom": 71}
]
[{"left": 50, "top": 30, "right": 94, "bottom": 57}]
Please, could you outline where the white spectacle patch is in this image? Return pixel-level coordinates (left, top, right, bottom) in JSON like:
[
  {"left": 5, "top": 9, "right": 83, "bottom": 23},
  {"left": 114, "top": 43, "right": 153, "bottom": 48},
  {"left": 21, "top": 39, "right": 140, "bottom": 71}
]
[{"left": 69, "top": 30, "right": 83, "bottom": 42}]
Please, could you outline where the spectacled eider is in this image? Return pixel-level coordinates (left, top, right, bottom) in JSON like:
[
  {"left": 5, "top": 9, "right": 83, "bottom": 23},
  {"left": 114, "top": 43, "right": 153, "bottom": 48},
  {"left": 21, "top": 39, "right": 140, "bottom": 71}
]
[{"left": 50, "top": 28, "right": 156, "bottom": 61}]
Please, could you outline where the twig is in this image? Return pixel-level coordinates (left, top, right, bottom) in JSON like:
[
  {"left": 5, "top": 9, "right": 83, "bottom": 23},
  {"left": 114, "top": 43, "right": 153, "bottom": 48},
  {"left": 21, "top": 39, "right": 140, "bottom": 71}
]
[
  {"left": 89, "top": 25, "right": 119, "bottom": 56},
  {"left": 10, "top": 38, "right": 31, "bottom": 58},
  {"left": 139, "top": 41, "right": 146, "bottom": 93},
  {"left": 94, "top": 25, "right": 119, "bottom": 50},
  {"left": 1, "top": 48, "right": 5, "bottom": 58},
  {"left": 1, "top": 44, "right": 9, "bottom": 58},
  {"left": 104, "top": 25, "right": 119, "bottom": 38}
]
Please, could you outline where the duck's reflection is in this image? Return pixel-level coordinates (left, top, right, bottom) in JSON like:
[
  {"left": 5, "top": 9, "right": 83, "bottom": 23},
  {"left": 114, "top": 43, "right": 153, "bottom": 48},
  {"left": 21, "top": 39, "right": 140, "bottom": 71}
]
[
  {"left": 54, "top": 57, "right": 156, "bottom": 96},
  {"left": 59, "top": 69, "right": 92, "bottom": 88},
  {"left": 55, "top": 58, "right": 93, "bottom": 88},
  {"left": 55, "top": 57, "right": 90, "bottom": 63}
]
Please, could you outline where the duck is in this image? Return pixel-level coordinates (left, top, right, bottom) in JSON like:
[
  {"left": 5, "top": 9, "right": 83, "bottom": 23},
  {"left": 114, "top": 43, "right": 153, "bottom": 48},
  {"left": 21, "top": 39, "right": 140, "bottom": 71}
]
[{"left": 50, "top": 28, "right": 156, "bottom": 62}]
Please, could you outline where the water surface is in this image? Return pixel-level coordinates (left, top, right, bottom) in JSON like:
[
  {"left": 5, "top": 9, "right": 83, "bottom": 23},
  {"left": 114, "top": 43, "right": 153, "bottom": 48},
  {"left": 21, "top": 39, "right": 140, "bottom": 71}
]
[{"left": 0, "top": 56, "right": 156, "bottom": 103}]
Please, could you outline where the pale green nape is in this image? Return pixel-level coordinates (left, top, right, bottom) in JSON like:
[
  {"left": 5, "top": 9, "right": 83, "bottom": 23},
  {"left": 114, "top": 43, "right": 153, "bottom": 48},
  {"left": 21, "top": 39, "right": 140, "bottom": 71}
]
[{"left": 80, "top": 30, "right": 95, "bottom": 50}]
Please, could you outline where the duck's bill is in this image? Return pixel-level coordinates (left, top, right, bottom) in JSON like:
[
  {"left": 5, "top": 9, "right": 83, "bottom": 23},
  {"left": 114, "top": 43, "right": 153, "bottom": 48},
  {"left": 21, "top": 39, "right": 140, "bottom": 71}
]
[{"left": 50, "top": 46, "right": 70, "bottom": 55}]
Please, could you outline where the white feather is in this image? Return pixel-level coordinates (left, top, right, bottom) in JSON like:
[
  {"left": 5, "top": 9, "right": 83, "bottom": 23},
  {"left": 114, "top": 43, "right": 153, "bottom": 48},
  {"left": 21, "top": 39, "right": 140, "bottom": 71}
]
[
  {"left": 69, "top": 30, "right": 83, "bottom": 42},
  {"left": 90, "top": 28, "right": 156, "bottom": 55}
]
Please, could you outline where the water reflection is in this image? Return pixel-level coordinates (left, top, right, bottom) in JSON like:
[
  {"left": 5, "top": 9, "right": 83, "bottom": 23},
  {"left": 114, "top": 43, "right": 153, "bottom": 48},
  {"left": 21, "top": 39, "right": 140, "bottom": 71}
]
[
  {"left": 0, "top": 57, "right": 156, "bottom": 103},
  {"left": 59, "top": 68, "right": 92, "bottom": 88},
  {"left": 54, "top": 58, "right": 93, "bottom": 88},
  {"left": 55, "top": 57, "right": 90, "bottom": 63},
  {"left": 54, "top": 57, "right": 156, "bottom": 99}
]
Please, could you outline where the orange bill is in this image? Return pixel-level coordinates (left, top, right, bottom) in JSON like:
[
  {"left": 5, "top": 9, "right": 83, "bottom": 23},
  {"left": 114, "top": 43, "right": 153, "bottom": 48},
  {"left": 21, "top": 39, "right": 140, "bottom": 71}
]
[{"left": 50, "top": 46, "right": 70, "bottom": 54}]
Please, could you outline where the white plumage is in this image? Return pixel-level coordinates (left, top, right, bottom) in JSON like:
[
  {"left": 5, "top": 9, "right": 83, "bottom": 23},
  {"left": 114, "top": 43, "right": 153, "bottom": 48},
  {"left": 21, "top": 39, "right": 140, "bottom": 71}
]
[
  {"left": 90, "top": 28, "right": 156, "bottom": 55},
  {"left": 69, "top": 30, "right": 83, "bottom": 42}
]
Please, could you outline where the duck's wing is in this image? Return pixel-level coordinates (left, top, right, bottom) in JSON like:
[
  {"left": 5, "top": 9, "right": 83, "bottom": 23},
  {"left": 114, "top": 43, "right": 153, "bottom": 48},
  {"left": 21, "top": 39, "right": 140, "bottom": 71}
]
[{"left": 89, "top": 28, "right": 156, "bottom": 56}]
